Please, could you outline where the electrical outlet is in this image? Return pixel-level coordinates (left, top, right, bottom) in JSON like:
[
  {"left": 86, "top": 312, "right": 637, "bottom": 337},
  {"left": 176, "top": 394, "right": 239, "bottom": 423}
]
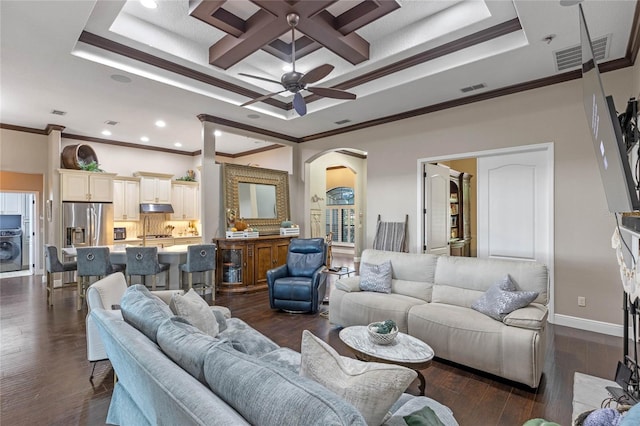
[{"left": 578, "top": 296, "right": 586, "bottom": 307}]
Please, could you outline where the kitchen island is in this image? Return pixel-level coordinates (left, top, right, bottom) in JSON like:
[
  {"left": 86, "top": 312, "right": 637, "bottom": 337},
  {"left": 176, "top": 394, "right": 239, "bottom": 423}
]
[{"left": 63, "top": 244, "right": 195, "bottom": 291}]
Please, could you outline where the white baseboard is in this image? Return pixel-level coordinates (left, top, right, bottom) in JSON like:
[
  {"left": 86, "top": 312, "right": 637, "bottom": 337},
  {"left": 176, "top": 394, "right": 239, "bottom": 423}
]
[{"left": 552, "top": 313, "right": 626, "bottom": 338}]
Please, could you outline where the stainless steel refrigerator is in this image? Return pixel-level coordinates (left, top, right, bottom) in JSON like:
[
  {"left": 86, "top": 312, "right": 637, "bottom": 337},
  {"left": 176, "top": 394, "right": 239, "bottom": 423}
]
[{"left": 63, "top": 202, "right": 114, "bottom": 247}]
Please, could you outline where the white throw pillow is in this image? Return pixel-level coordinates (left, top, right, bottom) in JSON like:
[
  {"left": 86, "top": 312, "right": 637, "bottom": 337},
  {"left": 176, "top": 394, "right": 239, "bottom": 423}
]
[
  {"left": 299, "top": 330, "right": 416, "bottom": 426},
  {"left": 169, "top": 289, "right": 219, "bottom": 337}
]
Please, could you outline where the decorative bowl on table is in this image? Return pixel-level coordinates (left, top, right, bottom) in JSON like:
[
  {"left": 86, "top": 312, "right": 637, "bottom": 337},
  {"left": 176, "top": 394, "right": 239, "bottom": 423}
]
[{"left": 367, "top": 320, "right": 398, "bottom": 345}]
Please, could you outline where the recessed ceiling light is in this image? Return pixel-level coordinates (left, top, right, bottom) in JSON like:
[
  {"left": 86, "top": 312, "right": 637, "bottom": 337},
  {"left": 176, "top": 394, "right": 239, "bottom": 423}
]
[
  {"left": 174, "top": 142, "right": 182, "bottom": 147},
  {"left": 110, "top": 74, "right": 132, "bottom": 83},
  {"left": 140, "top": 0, "right": 158, "bottom": 9},
  {"left": 247, "top": 114, "right": 260, "bottom": 119},
  {"left": 214, "top": 130, "right": 222, "bottom": 137},
  {"left": 104, "top": 120, "right": 118, "bottom": 125},
  {"left": 140, "top": 136, "right": 149, "bottom": 142},
  {"left": 155, "top": 120, "right": 166, "bottom": 128},
  {"left": 559, "top": 0, "right": 582, "bottom": 6},
  {"left": 51, "top": 109, "right": 67, "bottom": 116},
  {"left": 101, "top": 130, "right": 112, "bottom": 136}
]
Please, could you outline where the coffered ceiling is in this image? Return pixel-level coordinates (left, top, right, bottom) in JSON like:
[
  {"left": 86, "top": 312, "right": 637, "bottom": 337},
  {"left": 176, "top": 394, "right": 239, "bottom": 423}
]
[{"left": 0, "top": 1, "right": 638, "bottom": 155}]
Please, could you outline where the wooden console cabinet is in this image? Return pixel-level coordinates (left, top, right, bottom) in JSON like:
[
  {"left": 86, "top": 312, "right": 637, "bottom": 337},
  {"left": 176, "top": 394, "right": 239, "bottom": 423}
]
[{"left": 213, "top": 235, "right": 293, "bottom": 294}]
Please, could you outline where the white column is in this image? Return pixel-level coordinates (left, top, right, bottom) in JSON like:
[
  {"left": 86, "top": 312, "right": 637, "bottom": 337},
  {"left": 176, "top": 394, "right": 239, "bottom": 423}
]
[
  {"left": 45, "top": 125, "right": 63, "bottom": 250},
  {"left": 198, "top": 117, "right": 221, "bottom": 245}
]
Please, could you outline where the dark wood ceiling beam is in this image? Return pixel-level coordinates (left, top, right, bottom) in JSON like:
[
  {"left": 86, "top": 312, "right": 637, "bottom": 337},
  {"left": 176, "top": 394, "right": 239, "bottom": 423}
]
[
  {"left": 253, "top": 0, "right": 338, "bottom": 20},
  {"left": 263, "top": 37, "right": 322, "bottom": 62},
  {"left": 209, "top": 9, "right": 288, "bottom": 69},
  {"left": 251, "top": 0, "right": 369, "bottom": 64},
  {"left": 189, "top": 1, "right": 245, "bottom": 37},
  {"left": 300, "top": 10, "right": 369, "bottom": 64},
  {"left": 335, "top": 0, "right": 400, "bottom": 35}
]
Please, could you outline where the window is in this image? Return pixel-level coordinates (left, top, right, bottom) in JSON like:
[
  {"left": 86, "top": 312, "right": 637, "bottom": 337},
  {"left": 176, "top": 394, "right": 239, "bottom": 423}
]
[{"left": 325, "top": 187, "right": 355, "bottom": 244}]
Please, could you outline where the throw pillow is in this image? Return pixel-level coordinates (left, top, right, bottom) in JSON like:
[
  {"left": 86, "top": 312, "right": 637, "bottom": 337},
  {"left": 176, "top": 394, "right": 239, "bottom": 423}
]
[
  {"left": 471, "top": 274, "right": 538, "bottom": 321},
  {"left": 203, "top": 340, "right": 367, "bottom": 425},
  {"left": 403, "top": 405, "right": 446, "bottom": 426},
  {"left": 156, "top": 317, "right": 229, "bottom": 383},
  {"left": 359, "top": 260, "right": 393, "bottom": 293},
  {"left": 120, "top": 284, "right": 173, "bottom": 343},
  {"left": 169, "top": 288, "right": 219, "bottom": 337},
  {"left": 299, "top": 330, "right": 416, "bottom": 426}
]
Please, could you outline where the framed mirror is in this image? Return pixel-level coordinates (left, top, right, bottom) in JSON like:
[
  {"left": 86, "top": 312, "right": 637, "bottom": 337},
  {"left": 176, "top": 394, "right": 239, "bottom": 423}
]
[{"left": 222, "top": 163, "right": 290, "bottom": 235}]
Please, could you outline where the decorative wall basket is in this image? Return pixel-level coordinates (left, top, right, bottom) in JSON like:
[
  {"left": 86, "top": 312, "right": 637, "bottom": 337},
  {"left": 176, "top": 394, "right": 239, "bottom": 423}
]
[{"left": 61, "top": 144, "right": 98, "bottom": 169}]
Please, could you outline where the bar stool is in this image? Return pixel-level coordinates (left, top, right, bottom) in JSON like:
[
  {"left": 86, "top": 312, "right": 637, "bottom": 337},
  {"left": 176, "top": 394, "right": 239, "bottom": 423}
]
[
  {"left": 179, "top": 244, "right": 216, "bottom": 295},
  {"left": 125, "top": 247, "right": 170, "bottom": 291},
  {"left": 76, "top": 247, "right": 125, "bottom": 311},
  {"left": 44, "top": 245, "right": 78, "bottom": 307}
]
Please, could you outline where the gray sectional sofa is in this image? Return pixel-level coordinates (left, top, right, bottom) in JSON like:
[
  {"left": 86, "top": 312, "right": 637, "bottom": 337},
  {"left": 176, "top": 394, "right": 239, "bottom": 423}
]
[
  {"left": 91, "top": 279, "right": 459, "bottom": 425},
  {"left": 329, "top": 249, "right": 549, "bottom": 388}
]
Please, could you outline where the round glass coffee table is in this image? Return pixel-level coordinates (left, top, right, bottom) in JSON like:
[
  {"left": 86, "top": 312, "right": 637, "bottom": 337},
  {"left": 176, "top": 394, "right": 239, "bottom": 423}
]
[{"left": 339, "top": 326, "right": 434, "bottom": 395}]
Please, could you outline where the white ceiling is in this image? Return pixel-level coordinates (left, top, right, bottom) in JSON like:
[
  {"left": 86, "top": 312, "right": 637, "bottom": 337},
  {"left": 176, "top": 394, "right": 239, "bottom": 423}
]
[{"left": 0, "top": 0, "right": 636, "bottom": 155}]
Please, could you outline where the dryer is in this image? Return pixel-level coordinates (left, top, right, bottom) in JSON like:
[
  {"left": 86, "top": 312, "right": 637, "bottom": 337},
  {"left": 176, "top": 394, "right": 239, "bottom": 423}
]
[{"left": 0, "top": 229, "right": 22, "bottom": 272}]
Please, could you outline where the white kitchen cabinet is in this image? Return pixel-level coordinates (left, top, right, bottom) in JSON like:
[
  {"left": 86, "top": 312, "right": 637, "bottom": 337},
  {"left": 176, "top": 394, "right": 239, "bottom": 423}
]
[
  {"left": 135, "top": 172, "right": 173, "bottom": 204},
  {"left": 174, "top": 237, "right": 202, "bottom": 245},
  {"left": 171, "top": 181, "right": 199, "bottom": 220},
  {"left": 113, "top": 177, "right": 140, "bottom": 221},
  {"left": 59, "top": 169, "right": 116, "bottom": 202},
  {"left": 0, "top": 192, "right": 23, "bottom": 215}
]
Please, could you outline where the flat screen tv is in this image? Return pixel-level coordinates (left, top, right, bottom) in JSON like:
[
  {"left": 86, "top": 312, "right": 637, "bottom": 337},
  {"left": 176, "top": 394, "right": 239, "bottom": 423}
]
[{"left": 580, "top": 4, "right": 639, "bottom": 213}]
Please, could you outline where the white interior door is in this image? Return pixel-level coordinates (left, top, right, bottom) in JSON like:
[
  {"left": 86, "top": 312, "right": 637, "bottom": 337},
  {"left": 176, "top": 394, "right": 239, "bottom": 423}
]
[
  {"left": 477, "top": 148, "right": 552, "bottom": 266},
  {"left": 424, "top": 163, "right": 450, "bottom": 255}
]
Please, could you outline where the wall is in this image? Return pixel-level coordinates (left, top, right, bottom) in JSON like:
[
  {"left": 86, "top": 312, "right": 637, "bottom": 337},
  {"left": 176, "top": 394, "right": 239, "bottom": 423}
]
[
  {"left": 326, "top": 166, "right": 356, "bottom": 190},
  {"left": 222, "top": 145, "right": 294, "bottom": 175},
  {"left": 0, "top": 129, "right": 48, "bottom": 173},
  {"left": 297, "top": 66, "right": 636, "bottom": 326}
]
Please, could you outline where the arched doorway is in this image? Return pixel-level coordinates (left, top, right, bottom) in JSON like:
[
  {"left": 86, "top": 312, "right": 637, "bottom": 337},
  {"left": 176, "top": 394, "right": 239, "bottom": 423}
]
[{"left": 305, "top": 149, "right": 367, "bottom": 263}]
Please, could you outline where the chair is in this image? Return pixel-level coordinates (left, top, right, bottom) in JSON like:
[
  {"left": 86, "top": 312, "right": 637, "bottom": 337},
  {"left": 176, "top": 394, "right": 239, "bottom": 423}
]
[
  {"left": 266, "top": 238, "right": 327, "bottom": 314},
  {"left": 125, "top": 247, "right": 170, "bottom": 291},
  {"left": 180, "top": 244, "right": 216, "bottom": 295},
  {"left": 372, "top": 214, "right": 408, "bottom": 252},
  {"left": 86, "top": 272, "right": 183, "bottom": 381},
  {"left": 44, "top": 245, "right": 78, "bottom": 307},
  {"left": 76, "top": 247, "right": 125, "bottom": 311}
]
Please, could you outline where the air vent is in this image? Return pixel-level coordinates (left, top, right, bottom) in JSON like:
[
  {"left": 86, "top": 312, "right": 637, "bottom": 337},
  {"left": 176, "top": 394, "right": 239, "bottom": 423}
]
[
  {"left": 554, "top": 35, "right": 609, "bottom": 71},
  {"left": 335, "top": 119, "right": 351, "bottom": 125},
  {"left": 50, "top": 109, "right": 67, "bottom": 116},
  {"left": 460, "top": 83, "right": 486, "bottom": 93},
  {"left": 104, "top": 120, "right": 119, "bottom": 126}
]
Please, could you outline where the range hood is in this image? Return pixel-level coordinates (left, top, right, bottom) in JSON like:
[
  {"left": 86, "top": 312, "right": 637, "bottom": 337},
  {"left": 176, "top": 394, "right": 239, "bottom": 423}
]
[{"left": 140, "top": 203, "right": 174, "bottom": 214}]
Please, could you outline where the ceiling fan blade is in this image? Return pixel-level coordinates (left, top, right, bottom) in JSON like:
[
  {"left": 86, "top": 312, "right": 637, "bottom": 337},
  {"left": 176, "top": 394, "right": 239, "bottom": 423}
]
[
  {"left": 239, "top": 73, "right": 282, "bottom": 86},
  {"left": 240, "top": 90, "right": 287, "bottom": 107},
  {"left": 307, "top": 86, "right": 357, "bottom": 100},
  {"left": 299, "top": 64, "right": 334, "bottom": 85},
  {"left": 292, "top": 92, "right": 307, "bottom": 116}
]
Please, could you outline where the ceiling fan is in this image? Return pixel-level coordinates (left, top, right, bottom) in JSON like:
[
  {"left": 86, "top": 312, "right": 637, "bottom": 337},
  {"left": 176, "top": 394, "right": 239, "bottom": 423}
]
[{"left": 239, "top": 13, "right": 357, "bottom": 116}]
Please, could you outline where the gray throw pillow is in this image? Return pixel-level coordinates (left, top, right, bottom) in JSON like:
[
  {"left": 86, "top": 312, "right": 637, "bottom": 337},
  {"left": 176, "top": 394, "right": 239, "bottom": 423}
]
[
  {"left": 156, "top": 317, "right": 229, "bottom": 383},
  {"left": 471, "top": 274, "right": 538, "bottom": 321},
  {"left": 359, "top": 260, "right": 393, "bottom": 293},
  {"left": 120, "top": 284, "right": 173, "bottom": 343},
  {"left": 203, "top": 341, "right": 367, "bottom": 425}
]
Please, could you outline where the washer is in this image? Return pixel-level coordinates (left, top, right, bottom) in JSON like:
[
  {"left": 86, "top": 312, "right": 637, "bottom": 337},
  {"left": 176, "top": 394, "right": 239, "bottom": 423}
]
[{"left": 0, "top": 229, "right": 22, "bottom": 272}]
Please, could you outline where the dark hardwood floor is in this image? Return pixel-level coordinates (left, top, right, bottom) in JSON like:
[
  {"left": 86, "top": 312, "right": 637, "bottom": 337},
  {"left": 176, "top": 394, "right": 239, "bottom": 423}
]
[{"left": 0, "top": 263, "right": 622, "bottom": 425}]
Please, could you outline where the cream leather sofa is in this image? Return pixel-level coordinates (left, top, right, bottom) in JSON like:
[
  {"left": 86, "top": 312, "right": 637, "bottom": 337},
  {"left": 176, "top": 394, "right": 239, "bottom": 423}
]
[{"left": 329, "top": 249, "right": 549, "bottom": 388}]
